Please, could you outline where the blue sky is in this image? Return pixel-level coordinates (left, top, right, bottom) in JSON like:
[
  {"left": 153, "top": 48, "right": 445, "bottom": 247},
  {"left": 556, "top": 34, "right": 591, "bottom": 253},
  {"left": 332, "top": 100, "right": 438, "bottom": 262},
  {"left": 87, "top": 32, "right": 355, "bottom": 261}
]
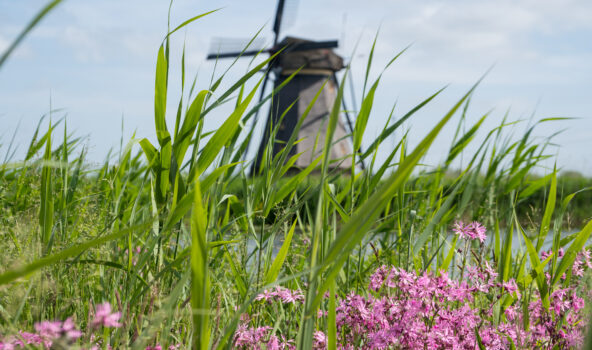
[{"left": 1, "top": 0, "right": 591, "bottom": 174}]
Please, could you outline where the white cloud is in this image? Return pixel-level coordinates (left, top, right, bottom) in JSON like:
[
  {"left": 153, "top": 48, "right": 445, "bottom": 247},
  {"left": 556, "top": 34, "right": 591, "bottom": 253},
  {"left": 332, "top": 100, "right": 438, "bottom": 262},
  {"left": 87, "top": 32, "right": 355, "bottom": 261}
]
[{"left": 62, "top": 26, "right": 104, "bottom": 62}]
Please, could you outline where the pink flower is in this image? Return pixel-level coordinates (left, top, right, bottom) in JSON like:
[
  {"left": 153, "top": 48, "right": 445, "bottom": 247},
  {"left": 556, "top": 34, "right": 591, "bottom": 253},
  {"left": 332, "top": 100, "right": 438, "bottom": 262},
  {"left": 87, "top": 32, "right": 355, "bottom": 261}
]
[
  {"left": 582, "top": 249, "right": 592, "bottom": 268},
  {"left": 572, "top": 292, "right": 585, "bottom": 311},
  {"left": 504, "top": 305, "right": 517, "bottom": 321},
  {"left": 452, "top": 221, "right": 487, "bottom": 242},
  {"left": 267, "top": 335, "right": 281, "bottom": 350},
  {"left": 61, "top": 318, "right": 82, "bottom": 340},
  {"left": 255, "top": 289, "right": 274, "bottom": 302},
  {"left": 502, "top": 279, "right": 518, "bottom": 294},
  {"left": 313, "top": 331, "right": 327, "bottom": 349},
  {"left": 34, "top": 320, "right": 62, "bottom": 339},
  {"left": 453, "top": 221, "right": 471, "bottom": 240},
  {"left": 91, "top": 302, "right": 122, "bottom": 328},
  {"left": 468, "top": 221, "right": 487, "bottom": 243},
  {"left": 255, "top": 286, "right": 304, "bottom": 305},
  {"left": 483, "top": 261, "right": 498, "bottom": 279}
]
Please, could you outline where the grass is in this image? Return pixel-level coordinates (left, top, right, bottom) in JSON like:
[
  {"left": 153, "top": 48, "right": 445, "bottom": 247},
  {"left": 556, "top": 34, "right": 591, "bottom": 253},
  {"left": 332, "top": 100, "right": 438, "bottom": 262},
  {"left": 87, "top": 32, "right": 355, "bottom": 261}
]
[{"left": 1, "top": 3, "right": 592, "bottom": 349}]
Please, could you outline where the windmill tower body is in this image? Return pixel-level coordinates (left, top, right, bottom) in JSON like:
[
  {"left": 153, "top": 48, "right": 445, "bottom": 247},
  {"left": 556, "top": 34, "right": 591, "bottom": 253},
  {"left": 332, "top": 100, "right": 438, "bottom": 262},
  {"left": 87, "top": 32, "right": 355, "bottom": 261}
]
[{"left": 254, "top": 37, "right": 353, "bottom": 172}]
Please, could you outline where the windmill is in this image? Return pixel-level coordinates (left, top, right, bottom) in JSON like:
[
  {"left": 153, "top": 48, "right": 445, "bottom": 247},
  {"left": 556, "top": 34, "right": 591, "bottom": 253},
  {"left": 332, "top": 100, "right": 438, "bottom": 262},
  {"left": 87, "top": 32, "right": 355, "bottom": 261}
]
[{"left": 206, "top": 0, "right": 360, "bottom": 174}]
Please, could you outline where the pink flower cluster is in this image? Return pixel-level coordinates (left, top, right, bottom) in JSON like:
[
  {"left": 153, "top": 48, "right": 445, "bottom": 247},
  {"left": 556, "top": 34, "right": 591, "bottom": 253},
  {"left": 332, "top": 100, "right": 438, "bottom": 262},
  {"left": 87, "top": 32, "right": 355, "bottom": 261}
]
[
  {"left": 233, "top": 325, "right": 295, "bottom": 350},
  {"left": 453, "top": 220, "right": 487, "bottom": 243},
  {"left": 0, "top": 301, "right": 182, "bottom": 350},
  {"left": 236, "top": 255, "right": 590, "bottom": 349},
  {"left": 91, "top": 302, "right": 122, "bottom": 328},
  {"left": 337, "top": 265, "right": 586, "bottom": 349},
  {"left": 541, "top": 247, "right": 592, "bottom": 278},
  {"left": 0, "top": 302, "right": 174, "bottom": 350},
  {"left": 145, "top": 345, "right": 181, "bottom": 350},
  {"left": 0, "top": 318, "right": 82, "bottom": 349},
  {"left": 255, "top": 286, "right": 304, "bottom": 304},
  {"left": 233, "top": 325, "right": 327, "bottom": 350}
]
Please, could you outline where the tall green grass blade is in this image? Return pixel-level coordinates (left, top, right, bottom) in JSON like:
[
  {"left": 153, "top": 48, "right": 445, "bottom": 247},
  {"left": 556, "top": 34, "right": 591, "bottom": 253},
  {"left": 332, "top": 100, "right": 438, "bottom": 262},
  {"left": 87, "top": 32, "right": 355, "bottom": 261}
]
[
  {"left": 190, "top": 179, "right": 210, "bottom": 350},
  {"left": 174, "top": 90, "right": 209, "bottom": 165},
  {"left": 264, "top": 220, "right": 297, "bottom": 285},
  {"left": 500, "top": 220, "right": 514, "bottom": 282},
  {"left": 361, "top": 87, "right": 446, "bottom": 160},
  {"left": 163, "top": 9, "right": 220, "bottom": 42},
  {"left": 439, "top": 235, "right": 458, "bottom": 271},
  {"left": 536, "top": 169, "right": 556, "bottom": 251},
  {"left": 154, "top": 45, "right": 170, "bottom": 148},
  {"left": 203, "top": 50, "right": 283, "bottom": 116},
  {"left": 328, "top": 281, "right": 337, "bottom": 350},
  {"left": 445, "top": 112, "right": 488, "bottom": 167},
  {"left": 516, "top": 215, "right": 550, "bottom": 309},
  {"left": 353, "top": 79, "right": 379, "bottom": 153},
  {"left": 552, "top": 219, "right": 592, "bottom": 286},
  {"left": 194, "top": 77, "right": 263, "bottom": 178},
  {"left": 39, "top": 122, "right": 54, "bottom": 252},
  {"left": 224, "top": 248, "right": 248, "bottom": 299}
]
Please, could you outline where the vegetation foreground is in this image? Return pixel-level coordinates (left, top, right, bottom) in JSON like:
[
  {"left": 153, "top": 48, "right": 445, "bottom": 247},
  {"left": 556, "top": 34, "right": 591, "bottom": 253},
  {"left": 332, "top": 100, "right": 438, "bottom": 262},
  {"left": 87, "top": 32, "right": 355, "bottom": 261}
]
[{"left": 2, "top": 6, "right": 592, "bottom": 350}]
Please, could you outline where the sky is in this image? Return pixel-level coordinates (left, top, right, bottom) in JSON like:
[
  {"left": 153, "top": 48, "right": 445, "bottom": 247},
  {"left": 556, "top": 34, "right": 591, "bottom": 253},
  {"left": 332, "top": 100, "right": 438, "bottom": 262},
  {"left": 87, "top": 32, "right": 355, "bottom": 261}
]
[{"left": 0, "top": 0, "right": 591, "bottom": 174}]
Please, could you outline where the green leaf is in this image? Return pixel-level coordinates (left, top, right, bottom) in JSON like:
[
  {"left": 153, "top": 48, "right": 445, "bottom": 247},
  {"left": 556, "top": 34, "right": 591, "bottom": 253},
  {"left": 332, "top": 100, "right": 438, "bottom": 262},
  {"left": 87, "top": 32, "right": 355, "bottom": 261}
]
[
  {"left": 353, "top": 79, "right": 379, "bottom": 153},
  {"left": 190, "top": 179, "right": 210, "bottom": 350},
  {"left": 194, "top": 77, "right": 263, "bottom": 177},
  {"left": 328, "top": 281, "right": 337, "bottom": 350},
  {"left": 517, "top": 215, "right": 550, "bottom": 309},
  {"left": 500, "top": 222, "right": 513, "bottom": 282},
  {"left": 154, "top": 45, "right": 171, "bottom": 148},
  {"left": 536, "top": 169, "right": 556, "bottom": 251},
  {"left": 475, "top": 328, "right": 486, "bottom": 350},
  {"left": 224, "top": 248, "right": 247, "bottom": 298},
  {"left": 439, "top": 235, "right": 458, "bottom": 271},
  {"left": 445, "top": 112, "right": 488, "bottom": 167},
  {"left": 519, "top": 173, "right": 552, "bottom": 199},
  {"left": 201, "top": 162, "right": 241, "bottom": 191},
  {"left": 163, "top": 9, "right": 220, "bottom": 41},
  {"left": 361, "top": 86, "right": 446, "bottom": 160},
  {"left": 264, "top": 220, "right": 297, "bottom": 285},
  {"left": 139, "top": 138, "right": 158, "bottom": 167},
  {"left": 39, "top": 122, "right": 54, "bottom": 251},
  {"left": 552, "top": 219, "right": 592, "bottom": 286},
  {"left": 174, "top": 90, "right": 209, "bottom": 165},
  {"left": 203, "top": 50, "right": 283, "bottom": 116}
]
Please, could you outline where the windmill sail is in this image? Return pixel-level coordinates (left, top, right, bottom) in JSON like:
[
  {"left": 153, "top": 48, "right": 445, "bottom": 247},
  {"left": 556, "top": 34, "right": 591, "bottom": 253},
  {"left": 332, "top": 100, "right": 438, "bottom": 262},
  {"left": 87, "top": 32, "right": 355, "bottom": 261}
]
[
  {"left": 253, "top": 37, "right": 353, "bottom": 173},
  {"left": 206, "top": 37, "right": 267, "bottom": 59}
]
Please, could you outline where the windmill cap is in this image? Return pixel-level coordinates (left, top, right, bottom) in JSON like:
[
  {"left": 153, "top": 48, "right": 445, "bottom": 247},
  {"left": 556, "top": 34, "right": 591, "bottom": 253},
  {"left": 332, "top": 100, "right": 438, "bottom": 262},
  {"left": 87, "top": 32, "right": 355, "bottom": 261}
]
[{"left": 275, "top": 36, "right": 344, "bottom": 73}]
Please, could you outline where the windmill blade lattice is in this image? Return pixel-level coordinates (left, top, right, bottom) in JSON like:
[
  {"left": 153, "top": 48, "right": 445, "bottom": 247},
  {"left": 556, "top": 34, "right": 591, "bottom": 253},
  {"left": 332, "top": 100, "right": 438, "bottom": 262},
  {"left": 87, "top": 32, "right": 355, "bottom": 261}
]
[
  {"left": 272, "top": 0, "right": 299, "bottom": 44},
  {"left": 207, "top": 37, "right": 267, "bottom": 60}
]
